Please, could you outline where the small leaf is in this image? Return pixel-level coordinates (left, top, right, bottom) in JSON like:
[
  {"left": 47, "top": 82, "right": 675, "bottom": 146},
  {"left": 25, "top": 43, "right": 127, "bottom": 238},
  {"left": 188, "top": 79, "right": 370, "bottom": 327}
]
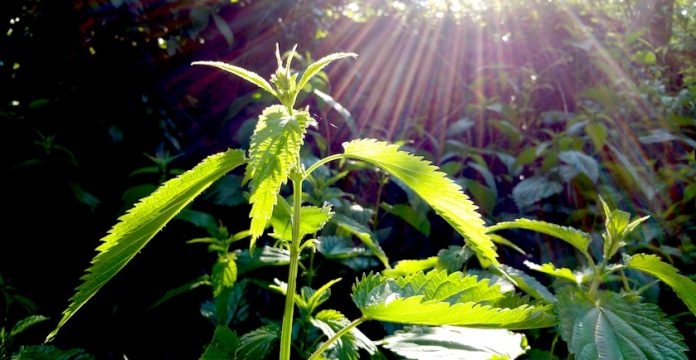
[
  {"left": 379, "top": 326, "right": 528, "bottom": 360},
  {"left": 211, "top": 257, "right": 237, "bottom": 297},
  {"left": 557, "top": 287, "right": 687, "bottom": 360},
  {"left": 342, "top": 139, "right": 498, "bottom": 268},
  {"left": 311, "top": 309, "right": 376, "bottom": 360},
  {"left": 271, "top": 202, "right": 333, "bottom": 241},
  {"left": 49, "top": 148, "right": 246, "bottom": 340},
  {"left": 236, "top": 324, "right": 280, "bottom": 359},
  {"left": 524, "top": 261, "right": 581, "bottom": 284},
  {"left": 436, "top": 246, "right": 473, "bottom": 273},
  {"left": 297, "top": 52, "right": 357, "bottom": 91},
  {"left": 383, "top": 257, "right": 438, "bottom": 278},
  {"left": 488, "top": 219, "right": 591, "bottom": 256},
  {"left": 246, "top": 106, "right": 315, "bottom": 248},
  {"left": 236, "top": 246, "right": 290, "bottom": 274},
  {"left": 333, "top": 213, "right": 389, "bottom": 268},
  {"left": 352, "top": 271, "right": 555, "bottom": 329},
  {"left": 10, "top": 315, "right": 49, "bottom": 337},
  {"left": 200, "top": 326, "right": 239, "bottom": 360},
  {"left": 512, "top": 176, "right": 563, "bottom": 210},
  {"left": 192, "top": 61, "right": 277, "bottom": 97},
  {"left": 625, "top": 254, "right": 696, "bottom": 316},
  {"left": 381, "top": 203, "right": 431, "bottom": 236},
  {"left": 558, "top": 151, "right": 600, "bottom": 183},
  {"left": 499, "top": 265, "right": 555, "bottom": 303},
  {"left": 149, "top": 274, "right": 210, "bottom": 310}
]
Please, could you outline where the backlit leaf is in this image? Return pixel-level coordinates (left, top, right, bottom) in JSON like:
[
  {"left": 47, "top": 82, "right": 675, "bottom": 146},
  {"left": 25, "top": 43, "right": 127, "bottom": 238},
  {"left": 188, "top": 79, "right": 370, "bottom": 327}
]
[
  {"left": 192, "top": 61, "right": 277, "bottom": 97},
  {"left": 297, "top": 53, "right": 357, "bottom": 92},
  {"left": 48, "top": 148, "right": 245, "bottom": 340},
  {"left": 342, "top": 139, "right": 498, "bottom": 267},
  {"left": 487, "top": 219, "right": 591, "bottom": 256},
  {"left": 625, "top": 254, "right": 696, "bottom": 316}
]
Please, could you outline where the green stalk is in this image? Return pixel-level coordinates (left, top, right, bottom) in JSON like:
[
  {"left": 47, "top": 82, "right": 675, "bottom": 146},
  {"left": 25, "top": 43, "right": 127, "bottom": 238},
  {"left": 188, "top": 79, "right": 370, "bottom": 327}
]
[
  {"left": 279, "top": 174, "right": 304, "bottom": 360},
  {"left": 307, "top": 317, "right": 368, "bottom": 360}
]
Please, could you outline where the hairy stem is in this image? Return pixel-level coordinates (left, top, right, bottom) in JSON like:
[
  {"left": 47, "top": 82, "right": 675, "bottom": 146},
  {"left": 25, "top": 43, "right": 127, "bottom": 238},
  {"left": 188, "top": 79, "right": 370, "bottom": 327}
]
[
  {"left": 279, "top": 174, "right": 304, "bottom": 360},
  {"left": 307, "top": 317, "right": 368, "bottom": 360}
]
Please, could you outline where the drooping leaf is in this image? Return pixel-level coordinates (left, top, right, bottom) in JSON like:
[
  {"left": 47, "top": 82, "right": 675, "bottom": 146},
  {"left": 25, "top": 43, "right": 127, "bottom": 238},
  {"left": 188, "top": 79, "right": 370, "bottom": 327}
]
[
  {"left": 200, "top": 326, "right": 239, "bottom": 360},
  {"left": 511, "top": 176, "right": 562, "bottom": 210},
  {"left": 487, "top": 219, "right": 591, "bottom": 256},
  {"left": 11, "top": 315, "right": 49, "bottom": 337},
  {"left": 499, "top": 265, "right": 555, "bottom": 303},
  {"left": 310, "top": 309, "right": 376, "bottom": 360},
  {"left": 524, "top": 261, "right": 581, "bottom": 284},
  {"left": 625, "top": 254, "right": 696, "bottom": 316},
  {"left": 297, "top": 52, "right": 357, "bottom": 91},
  {"left": 235, "top": 246, "right": 290, "bottom": 274},
  {"left": 211, "top": 257, "right": 237, "bottom": 297},
  {"left": 558, "top": 151, "right": 600, "bottom": 183},
  {"left": 342, "top": 139, "right": 498, "bottom": 267},
  {"left": 236, "top": 324, "right": 280, "bottom": 359},
  {"left": 192, "top": 61, "right": 277, "bottom": 97},
  {"left": 383, "top": 257, "right": 438, "bottom": 278},
  {"left": 381, "top": 203, "right": 431, "bottom": 236},
  {"left": 48, "top": 148, "right": 246, "bottom": 340},
  {"left": 333, "top": 213, "right": 389, "bottom": 268},
  {"left": 246, "top": 106, "right": 315, "bottom": 248},
  {"left": 436, "top": 245, "right": 473, "bottom": 273},
  {"left": 556, "top": 287, "right": 687, "bottom": 360},
  {"left": 379, "top": 326, "right": 528, "bottom": 360},
  {"left": 149, "top": 274, "right": 210, "bottom": 310},
  {"left": 352, "top": 271, "right": 555, "bottom": 329}
]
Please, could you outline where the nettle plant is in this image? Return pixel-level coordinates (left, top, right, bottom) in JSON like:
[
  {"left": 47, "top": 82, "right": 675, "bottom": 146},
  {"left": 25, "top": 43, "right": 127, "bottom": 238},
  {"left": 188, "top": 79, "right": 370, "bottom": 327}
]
[{"left": 47, "top": 46, "right": 695, "bottom": 359}]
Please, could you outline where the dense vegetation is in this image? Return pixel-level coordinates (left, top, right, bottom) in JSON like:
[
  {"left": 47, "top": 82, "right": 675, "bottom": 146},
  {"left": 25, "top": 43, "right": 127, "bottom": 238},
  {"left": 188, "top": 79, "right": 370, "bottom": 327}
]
[{"left": 1, "top": 0, "right": 694, "bottom": 359}]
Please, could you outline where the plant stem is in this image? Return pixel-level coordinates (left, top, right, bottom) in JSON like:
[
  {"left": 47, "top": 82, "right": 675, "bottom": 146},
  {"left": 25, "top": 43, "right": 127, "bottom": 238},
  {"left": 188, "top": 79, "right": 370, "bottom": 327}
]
[
  {"left": 305, "top": 154, "right": 343, "bottom": 176},
  {"left": 279, "top": 174, "right": 304, "bottom": 360},
  {"left": 307, "top": 317, "right": 368, "bottom": 360}
]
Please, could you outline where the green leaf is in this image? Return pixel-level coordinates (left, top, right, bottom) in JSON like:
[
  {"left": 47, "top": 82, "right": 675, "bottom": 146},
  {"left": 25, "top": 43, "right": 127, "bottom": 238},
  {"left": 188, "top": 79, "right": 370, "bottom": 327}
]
[
  {"left": 381, "top": 203, "right": 431, "bottom": 236},
  {"left": 487, "top": 219, "right": 591, "bottom": 256},
  {"left": 352, "top": 271, "right": 555, "bottom": 329},
  {"left": 149, "top": 274, "right": 210, "bottom": 310},
  {"left": 11, "top": 345, "right": 94, "bottom": 360},
  {"left": 313, "top": 89, "right": 358, "bottom": 137},
  {"left": 317, "top": 235, "right": 366, "bottom": 260},
  {"left": 192, "top": 61, "right": 277, "bottom": 97},
  {"left": 499, "top": 265, "right": 555, "bottom": 303},
  {"left": 236, "top": 246, "right": 290, "bottom": 274},
  {"left": 304, "top": 278, "right": 342, "bottom": 314},
  {"left": 379, "top": 326, "right": 528, "bottom": 360},
  {"left": 333, "top": 213, "right": 389, "bottom": 268},
  {"left": 558, "top": 151, "right": 600, "bottom": 183},
  {"left": 48, "top": 148, "right": 245, "bottom": 341},
  {"left": 383, "top": 257, "right": 438, "bottom": 278},
  {"left": 236, "top": 324, "right": 280, "bottom": 359},
  {"left": 557, "top": 287, "right": 687, "bottom": 360},
  {"left": 625, "top": 254, "right": 696, "bottom": 316},
  {"left": 200, "top": 326, "right": 239, "bottom": 360},
  {"left": 585, "top": 122, "right": 607, "bottom": 151},
  {"left": 310, "top": 309, "right": 376, "bottom": 360},
  {"left": 297, "top": 52, "right": 357, "bottom": 92},
  {"left": 511, "top": 176, "right": 562, "bottom": 210},
  {"left": 489, "top": 234, "right": 526, "bottom": 255},
  {"left": 523, "top": 261, "right": 581, "bottom": 284},
  {"left": 342, "top": 139, "right": 498, "bottom": 268},
  {"left": 246, "top": 106, "right": 315, "bottom": 248},
  {"left": 599, "top": 196, "right": 649, "bottom": 260},
  {"left": 436, "top": 245, "right": 473, "bottom": 273},
  {"left": 11, "top": 315, "right": 49, "bottom": 337},
  {"left": 271, "top": 202, "right": 333, "bottom": 241},
  {"left": 211, "top": 257, "right": 237, "bottom": 297}
]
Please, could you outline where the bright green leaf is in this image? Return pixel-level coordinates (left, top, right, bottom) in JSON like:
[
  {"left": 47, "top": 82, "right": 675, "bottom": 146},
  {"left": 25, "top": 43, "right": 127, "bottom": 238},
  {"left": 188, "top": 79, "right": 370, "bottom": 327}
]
[
  {"left": 625, "top": 254, "right": 696, "bottom": 316},
  {"left": 246, "top": 105, "right": 315, "bottom": 248},
  {"left": 488, "top": 219, "right": 591, "bottom": 256},
  {"left": 11, "top": 315, "right": 49, "bottom": 338},
  {"left": 211, "top": 257, "right": 237, "bottom": 297},
  {"left": 48, "top": 148, "right": 245, "bottom": 341},
  {"left": 271, "top": 202, "right": 333, "bottom": 241},
  {"left": 342, "top": 139, "right": 498, "bottom": 268},
  {"left": 310, "top": 309, "right": 376, "bottom": 360},
  {"left": 383, "top": 257, "right": 438, "bottom": 278},
  {"left": 352, "top": 271, "right": 555, "bottom": 329},
  {"left": 192, "top": 61, "right": 277, "bottom": 97},
  {"left": 557, "top": 287, "right": 687, "bottom": 360},
  {"left": 297, "top": 53, "right": 357, "bottom": 92}
]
